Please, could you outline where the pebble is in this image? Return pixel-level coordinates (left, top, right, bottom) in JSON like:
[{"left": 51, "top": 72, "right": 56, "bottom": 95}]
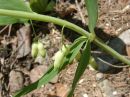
[
  {"left": 30, "top": 65, "right": 58, "bottom": 83},
  {"left": 82, "top": 93, "right": 88, "bottom": 97},
  {"left": 113, "top": 91, "right": 118, "bottom": 95},
  {"left": 98, "top": 79, "right": 118, "bottom": 97},
  {"left": 29, "top": 65, "right": 48, "bottom": 83},
  {"left": 9, "top": 70, "right": 24, "bottom": 94},
  {"left": 119, "top": 29, "right": 130, "bottom": 45},
  {"left": 79, "top": 79, "right": 84, "bottom": 84},
  {"left": 96, "top": 73, "right": 103, "bottom": 81}
]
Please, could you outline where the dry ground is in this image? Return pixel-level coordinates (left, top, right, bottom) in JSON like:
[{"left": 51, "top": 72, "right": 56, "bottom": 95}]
[{"left": 0, "top": 0, "right": 130, "bottom": 97}]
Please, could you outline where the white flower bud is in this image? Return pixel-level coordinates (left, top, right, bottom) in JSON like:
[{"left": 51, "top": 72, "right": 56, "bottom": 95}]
[
  {"left": 38, "top": 41, "right": 46, "bottom": 58},
  {"left": 31, "top": 42, "right": 38, "bottom": 58},
  {"left": 53, "top": 45, "right": 70, "bottom": 70}
]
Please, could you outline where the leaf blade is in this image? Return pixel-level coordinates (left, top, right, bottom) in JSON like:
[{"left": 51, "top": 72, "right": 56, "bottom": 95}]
[
  {"left": 67, "top": 40, "right": 91, "bottom": 97},
  {"left": 13, "top": 65, "right": 58, "bottom": 97},
  {"left": 0, "top": 0, "right": 32, "bottom": 25},
  {"left": 61, "top": 36, "right": 87, "bottom": 69},
  {"left": 85, "top": 0, "right": 98, "bottom": 33}
]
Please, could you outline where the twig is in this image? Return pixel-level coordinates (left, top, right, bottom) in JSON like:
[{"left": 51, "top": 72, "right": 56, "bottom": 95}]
[
  {"left": 75, "top": 0, "right": 86, "bottom": 25},
  {"left": 97, "top": 57, "right": 129, "bottom": 68},
  {"left": 109, "top": 4, "right": 130, "bottom": 13},
  {"left": 10, "top": 58, "right": 17, "bottom": 69},
  {"left": 91, "top": 50, "right": 104, "bottom": 54},
  {"left": 7, "top": 25, "right": 12, "bottom": 37},
  {"left": 0, "top": 25, "right": 9, "bottom": 34}
]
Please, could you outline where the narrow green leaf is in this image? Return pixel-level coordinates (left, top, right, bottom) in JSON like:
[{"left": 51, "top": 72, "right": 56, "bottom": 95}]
[
  {"left": 61, "top": 36, "right": 87, "bottom": 69},
  {"left": 13, "top": 65, "right": 58, "bottom": 97},
  {"left": 0, "top": 16, "right": 27, "bottom": 25},
  {"left": 53, "top": 45, "right": 70, "bottom": 70},
  {"left": 85, "top": 0, "right": 98, "bottom": 33},
  {"left": 0, "top": 0, "right": 32, "bottom": 25},
  {"left": 55, "top": 36, "right": 87, "bottom": 71},
  {"left": 67, "top": 40, "right": 91, "bottom": 97},
  {"left": 14, "top": 36, "right": 87, "bottom": 97},
  {"left": 68, "top": 36, "right": 87, "bottom": 63}
]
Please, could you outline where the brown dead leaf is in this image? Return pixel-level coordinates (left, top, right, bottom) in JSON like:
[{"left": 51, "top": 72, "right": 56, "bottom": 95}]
[{"left": 16, "top": 25, "right": 31, "bottom": 58}]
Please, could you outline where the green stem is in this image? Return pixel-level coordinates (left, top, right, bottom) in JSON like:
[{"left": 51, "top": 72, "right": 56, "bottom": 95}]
[
  {"left": 0, "top": 9, "right": 89, "bottom": 37},
  {"left": 0, "top": 9, "right": 129, "bottom": 65},
  {"left": 94, "top": 37, "right": 130, "bottom": 65}
]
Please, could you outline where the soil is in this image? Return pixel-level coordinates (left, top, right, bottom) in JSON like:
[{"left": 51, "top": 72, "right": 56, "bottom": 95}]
[{"left": 0, "top": 0, "right": 130, "bottom": 97}]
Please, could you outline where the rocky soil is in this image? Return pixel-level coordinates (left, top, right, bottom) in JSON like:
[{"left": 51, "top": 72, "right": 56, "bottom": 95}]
[{"left": 0, "top": 0, "right": 130, "bottom": 97}]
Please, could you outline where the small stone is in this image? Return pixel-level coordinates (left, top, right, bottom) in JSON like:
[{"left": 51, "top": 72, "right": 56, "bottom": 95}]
[
  {"left": 106, "top": 23, "right": 110, "bottom": 26},
  {"left": 30, "top": 65, "right": 59, "bottom": 84},
  {"left": 30, "top": 65, "right": 48, "bottom": 83},
  {"left": 96, "top": 73, "right": 103, "bottom": 81},
  {"left": 9, "top": 70, "right": 24, "bottom": 94},
  {"left": 98, "top": 79, "right": 118, "bottom": 97},
  {"left": 82, "top": 93, "right": 88, "bottom": 97},
  {"left": 118, "top": 29, "right": 130, "bottom": 56},
  {"left": 119, "top": 29, "right": 130, "bottom": 45},
  {"left": 113, "top": 91, "right": 118, "bottom": 95},
  {"left": 79, "top": 79, "right": 84, "bottom": 84},
  {"left": 92, "top": 83, "right": 96, "bottom": 87}
]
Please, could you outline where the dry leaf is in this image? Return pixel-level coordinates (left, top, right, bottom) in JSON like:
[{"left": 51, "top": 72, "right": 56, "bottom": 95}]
[{"left": 16, "top": 25, "right": 31, "bottom": 58}]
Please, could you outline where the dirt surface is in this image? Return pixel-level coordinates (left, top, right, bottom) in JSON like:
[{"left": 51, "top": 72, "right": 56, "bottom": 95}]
[{"left": 0, "top": 0, "right": 130, "bottom": 97}]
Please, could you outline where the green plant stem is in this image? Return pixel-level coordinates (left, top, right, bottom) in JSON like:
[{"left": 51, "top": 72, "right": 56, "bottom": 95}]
[
  {"left": 0, "top": 9, "right": 89, "bottom": 36},
  {"left": 0, "top": 9, "right": 130, "bottom": 65},
  {"left": 94, "top": 37, "right": 130, "bottom": 65}
]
